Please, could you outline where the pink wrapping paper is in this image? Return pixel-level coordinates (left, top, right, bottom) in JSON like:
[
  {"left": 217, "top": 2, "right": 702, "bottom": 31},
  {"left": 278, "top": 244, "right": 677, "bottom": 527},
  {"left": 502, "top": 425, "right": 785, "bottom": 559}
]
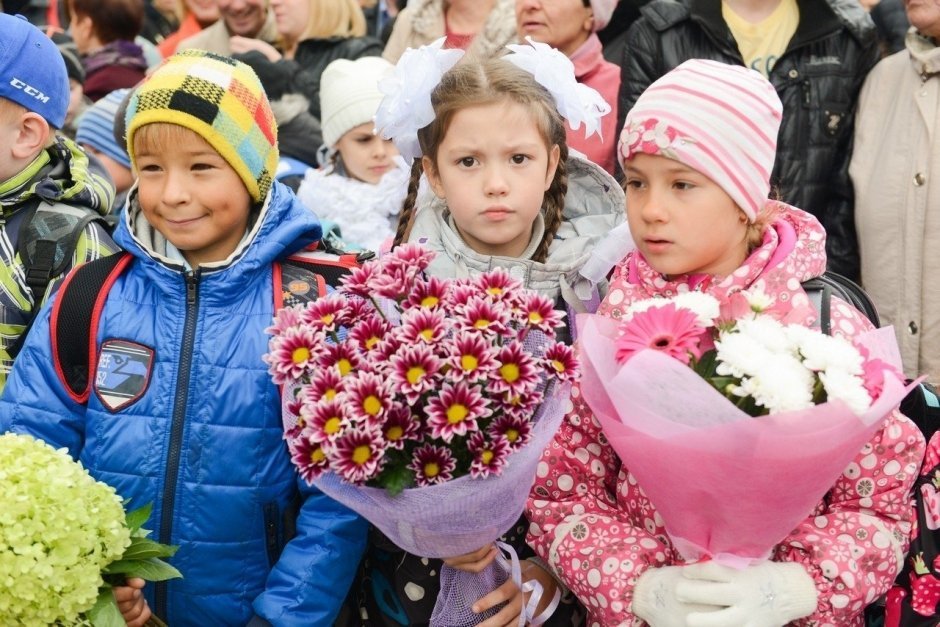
[{"left": 578, "top": 314, "right": 916, "bottom": 566}]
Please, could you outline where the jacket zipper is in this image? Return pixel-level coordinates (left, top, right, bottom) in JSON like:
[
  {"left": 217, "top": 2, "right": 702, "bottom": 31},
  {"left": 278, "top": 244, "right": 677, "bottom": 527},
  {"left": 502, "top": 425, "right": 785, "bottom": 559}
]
[{"left": 155, "top": 270, "right": 200, "bottom": 620}]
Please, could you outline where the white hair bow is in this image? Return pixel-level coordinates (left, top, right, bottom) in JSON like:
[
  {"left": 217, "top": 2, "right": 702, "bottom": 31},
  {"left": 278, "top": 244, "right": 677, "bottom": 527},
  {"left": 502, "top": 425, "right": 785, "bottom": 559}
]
[
  {"left": 374, "top": 37, "right": 465, "bottom": 163},
  {"left": 504, "top": 37, "right": 611, "bottom": 139}
]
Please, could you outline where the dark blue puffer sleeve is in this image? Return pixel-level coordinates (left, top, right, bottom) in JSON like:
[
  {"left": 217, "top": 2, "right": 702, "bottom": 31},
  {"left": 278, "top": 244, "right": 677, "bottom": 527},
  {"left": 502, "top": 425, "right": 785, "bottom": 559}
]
[
  {"left": 252, "top": 478, "right": 367, "bottom": 626},
  {"left": 0, "top": 296, "right": 87, "bottom": 455}
]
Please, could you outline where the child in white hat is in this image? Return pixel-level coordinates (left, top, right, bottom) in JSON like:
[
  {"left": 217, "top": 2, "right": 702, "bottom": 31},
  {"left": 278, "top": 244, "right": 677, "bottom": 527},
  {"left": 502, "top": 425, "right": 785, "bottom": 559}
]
[{"left": 295, "top": 56, "right": 408, "bottom": 252}]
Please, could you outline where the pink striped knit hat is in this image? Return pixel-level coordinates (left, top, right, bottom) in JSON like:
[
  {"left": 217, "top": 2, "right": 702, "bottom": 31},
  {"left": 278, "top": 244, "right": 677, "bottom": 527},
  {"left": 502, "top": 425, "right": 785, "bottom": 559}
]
[{"left": 618, "top": 59, "right": 782, "bottom": 221}]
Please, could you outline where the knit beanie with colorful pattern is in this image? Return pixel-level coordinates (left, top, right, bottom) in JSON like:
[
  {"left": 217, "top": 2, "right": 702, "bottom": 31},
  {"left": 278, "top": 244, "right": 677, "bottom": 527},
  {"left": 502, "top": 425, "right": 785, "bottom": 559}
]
[{"left": 124, "top": 49, "right": 278, "bottom": 203}]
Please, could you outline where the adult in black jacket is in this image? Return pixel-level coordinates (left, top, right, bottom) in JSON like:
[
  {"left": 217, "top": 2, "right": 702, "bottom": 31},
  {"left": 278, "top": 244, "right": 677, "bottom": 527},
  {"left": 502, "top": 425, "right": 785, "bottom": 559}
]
[{"left": 618, "top": 0, "right": 880, "bottom": 281}]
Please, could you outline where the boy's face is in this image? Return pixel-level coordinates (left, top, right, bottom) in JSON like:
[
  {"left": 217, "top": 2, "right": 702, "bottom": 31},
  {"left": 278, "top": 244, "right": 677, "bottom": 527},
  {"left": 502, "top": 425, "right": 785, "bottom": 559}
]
[{"left": 134, "top": 125, "right": 252, "bottom": 268}]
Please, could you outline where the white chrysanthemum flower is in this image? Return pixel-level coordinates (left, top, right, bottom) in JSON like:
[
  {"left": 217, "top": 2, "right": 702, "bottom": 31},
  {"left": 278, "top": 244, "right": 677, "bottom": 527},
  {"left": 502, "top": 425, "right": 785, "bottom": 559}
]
[
  {"left": 734, "top": 316, "right": 794, "bottom": 355},
  {"left": 624, "top": 298, "right": 663, "bottom": 320},
  {"left": 733, "top": 353, "right": 815, "bottom": 413},
  {"left": 715, "top": 331, "right": 771, "bottom": 379},
  {"left": 0, "top": 433, "right": 131, "bottom": 624},
  {"left": 742, "top": 286, "right": 775, "bottom": 312},
  {"left": 672, "top": 292, "right": 720, "bottom": 327},
  {"left": 787, "top": 326, "right": 865, "bottom": 375},
  {"left": 820, "top": 369, "right": 872, "bottom": 415}
]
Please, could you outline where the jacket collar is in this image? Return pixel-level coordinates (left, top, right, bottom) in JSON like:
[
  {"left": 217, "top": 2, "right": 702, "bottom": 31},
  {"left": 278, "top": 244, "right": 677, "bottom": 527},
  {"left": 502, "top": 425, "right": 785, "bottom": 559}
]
[{"left": 908, "top": 29, "right": 940, "bottom": 79}]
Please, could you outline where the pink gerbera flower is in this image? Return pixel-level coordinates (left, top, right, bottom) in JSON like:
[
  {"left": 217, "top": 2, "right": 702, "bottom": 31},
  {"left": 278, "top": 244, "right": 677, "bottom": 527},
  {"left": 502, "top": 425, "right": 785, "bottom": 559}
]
[
  {"left": 456, "top": 297, "right": 510, "bottom": 337},
  {"left": 468, "top": 431, "right": 510, "bottom": 478},
  {"left": 488, "top": 413, "right": 533, "bottom": 451},
  {"left": 340, "top": 263, "right": 380, "bottom": 298},
  {"left": 266, "top": 304, "right": 303, "bottom": 336},
  {"left": 348, "top": 316, "right": 392, "bottom": 353},
  {"left": 446, "top": 333, "right": 499, "bottom": 382},
  {"left": 300, "top": 296, "right": 348, "bottom": 332},
  {"left": 344, "top": 372, "right": 393, "bottom": 423},
  {"left": 305, "top": 398, "right": 351, "bottom": 444},
  {"left": 426, "top": 381, "right": 491, "bottom": 442},
  {"left": 543, "top": 343, "right": 580, "bottom": 383},
  {"left": 390, "top": 343, "right": 442, "bottom": 403},
  {"left": 265, "top": 326, "right": 322, "bottom": 384},
  {"left": 408, "top": 443, "right": 457, "bottom": 486},
  {"left": 398, "top": 308, "right": 448, "bottom": 345},
  {"left": 517, "top": 292, "right": 565, "bottom": 335},
  {"left": 615, "top": 303, "right": 707, "bottom": 365},
  {"left": 404, "top": 275, "right": 449, "bottom": 310},
  {"left": 318, "top": 342, "right": 363, "bottom": 378},
  {"left": 328, "top": 427, "right": 385, "bottom": 484},
  {"left": 302, "top": 368, "right": 345, "bottom": 404},
  {"left": 491, "top": 341, "right": 540, "bottom": 397},
  {"left": 381, "top": 405, "right": 422, "bottom": 450},
  {"left": 288, "top": 431, "right": 329, "bottom": 484},
  {"left": 473, "top": 268, "right": 521, "bottom": 302}
]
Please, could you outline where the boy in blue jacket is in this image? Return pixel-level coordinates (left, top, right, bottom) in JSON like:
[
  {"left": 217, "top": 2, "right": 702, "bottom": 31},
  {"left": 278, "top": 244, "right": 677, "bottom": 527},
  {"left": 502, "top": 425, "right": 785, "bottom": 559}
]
[{"left": 0, "top": 49, "right": 367, "bottom": 626}]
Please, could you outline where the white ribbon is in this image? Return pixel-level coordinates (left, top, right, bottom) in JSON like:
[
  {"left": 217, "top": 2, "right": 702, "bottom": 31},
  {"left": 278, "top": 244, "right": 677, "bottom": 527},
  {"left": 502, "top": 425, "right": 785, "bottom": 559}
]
[
  {"left": 494, "top": 541, "right": 562, "bottom": 626},
  {"left": 504, "top": 37, "right": 611, "bottom": 140}
]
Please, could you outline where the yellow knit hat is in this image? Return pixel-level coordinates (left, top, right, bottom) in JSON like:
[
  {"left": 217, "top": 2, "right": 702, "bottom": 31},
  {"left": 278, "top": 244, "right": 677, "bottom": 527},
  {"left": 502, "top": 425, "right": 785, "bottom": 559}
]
[{"left": 125, "top": 49, "right": 279, "bottom": 203}]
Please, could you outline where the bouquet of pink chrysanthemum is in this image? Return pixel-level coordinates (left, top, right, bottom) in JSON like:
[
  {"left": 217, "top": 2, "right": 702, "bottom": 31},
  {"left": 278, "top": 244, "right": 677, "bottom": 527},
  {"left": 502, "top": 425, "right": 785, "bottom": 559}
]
[
  {"left": 578, "top": 287, "right": 917, "bottom": 566},
  {"left": 264, "top": 244, "right": 577, "bottom": 626}
]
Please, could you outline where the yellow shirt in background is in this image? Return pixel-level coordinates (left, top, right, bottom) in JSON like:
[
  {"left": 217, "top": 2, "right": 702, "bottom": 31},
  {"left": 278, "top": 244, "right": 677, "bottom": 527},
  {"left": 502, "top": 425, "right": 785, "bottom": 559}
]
[{"left": 723, "top": 0, "right": 799, "bottom": 77}]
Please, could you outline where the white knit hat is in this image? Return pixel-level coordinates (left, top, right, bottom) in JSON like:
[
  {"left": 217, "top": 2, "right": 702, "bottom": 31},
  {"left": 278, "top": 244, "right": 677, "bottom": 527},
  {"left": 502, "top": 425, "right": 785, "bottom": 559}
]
[
  {"left": 618, "top": 59, "right": 782, "bottom": 221},
  {"left": 590, "top": 0, "right": 618, "bottom": 30},
  {"left": 320, "top": 56, "right": 395, "bottom": 148}
]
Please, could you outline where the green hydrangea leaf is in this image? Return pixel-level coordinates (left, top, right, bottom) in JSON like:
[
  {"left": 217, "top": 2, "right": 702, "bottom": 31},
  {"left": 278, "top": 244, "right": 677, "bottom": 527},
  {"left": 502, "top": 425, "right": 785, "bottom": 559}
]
[
  {"left": 125, "top": 504, "right": 153, "bottom": 533},
  {"left": 105, "top": 558, "right": 182, "bottom": 581},
  {"left": 119, "top": 537, "right": 178, "bottom": 560},
  {"left": 85, "top": 588, "right": 125, "bottom": 627}
]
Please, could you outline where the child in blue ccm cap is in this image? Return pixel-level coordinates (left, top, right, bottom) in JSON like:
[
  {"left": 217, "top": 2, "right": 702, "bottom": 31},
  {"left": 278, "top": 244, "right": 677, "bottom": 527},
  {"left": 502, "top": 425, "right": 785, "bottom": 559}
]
[{"left": 0, "top": 13, "right": 118, "bottom": 392}]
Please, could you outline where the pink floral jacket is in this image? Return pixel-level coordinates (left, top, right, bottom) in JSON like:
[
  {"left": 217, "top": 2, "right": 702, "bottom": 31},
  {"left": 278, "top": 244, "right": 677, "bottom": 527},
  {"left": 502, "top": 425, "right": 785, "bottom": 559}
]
[{"left": 526, "top": 205, "right": 926, "bottom": 626}]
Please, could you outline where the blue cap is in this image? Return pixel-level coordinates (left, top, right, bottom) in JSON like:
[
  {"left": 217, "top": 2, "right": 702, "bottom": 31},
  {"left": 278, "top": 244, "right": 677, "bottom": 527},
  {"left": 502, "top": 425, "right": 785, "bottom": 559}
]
[
  {"left": 0, "top": 14, "right": 69, "bottom": 128},
  {"left": 76, "top": 89, "right": 132, "bottom": 169}
]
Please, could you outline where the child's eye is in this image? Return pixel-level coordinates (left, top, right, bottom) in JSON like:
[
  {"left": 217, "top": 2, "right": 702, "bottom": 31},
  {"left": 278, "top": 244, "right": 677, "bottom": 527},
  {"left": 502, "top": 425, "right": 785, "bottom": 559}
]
[
  {"left": 510, "top": 154, "right": 529, "bottom": 165},
  {"left": 138, "top": 164, "right": 161, "bottom": 173},
  {"left": 356, "top": 135, "right": 373, "bottom": 144},
  {"left": 625, "top": 179, "right": 645, "bottom": 190},
  {"left": 192, "top": 163, "right": 215, "bottom": 171},
  {"left": 457, "top": 157, "right": 477, "bottom": 168},
  {"left": 673, "top": 181, "right": 695, "bottom": 191}
]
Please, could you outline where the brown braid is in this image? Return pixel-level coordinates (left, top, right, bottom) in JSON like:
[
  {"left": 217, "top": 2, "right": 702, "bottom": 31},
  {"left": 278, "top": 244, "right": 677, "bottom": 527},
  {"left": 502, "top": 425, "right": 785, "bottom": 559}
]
[
  {"left": 532, "top": 143, "right": 569, "bottom": 263},
  {"left": 392, "top": 159, "right": 424, "bottom": 249}
]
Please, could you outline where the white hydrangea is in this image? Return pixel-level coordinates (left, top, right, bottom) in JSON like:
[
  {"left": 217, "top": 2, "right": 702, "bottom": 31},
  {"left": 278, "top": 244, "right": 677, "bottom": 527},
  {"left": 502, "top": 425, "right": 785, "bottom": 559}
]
[{"left": 0, "top": 433, "right": 131, "bottom": 625}]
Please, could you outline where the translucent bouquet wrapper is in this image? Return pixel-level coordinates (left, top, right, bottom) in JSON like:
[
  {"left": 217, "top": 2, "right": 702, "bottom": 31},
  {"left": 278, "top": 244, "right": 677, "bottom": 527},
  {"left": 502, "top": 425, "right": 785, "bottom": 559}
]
[
  {"left": 295, "top": 383, "right": 569, "bottom": 627},
  {"left": 578, "top": 314, "right": 917, "bottom": 566}
]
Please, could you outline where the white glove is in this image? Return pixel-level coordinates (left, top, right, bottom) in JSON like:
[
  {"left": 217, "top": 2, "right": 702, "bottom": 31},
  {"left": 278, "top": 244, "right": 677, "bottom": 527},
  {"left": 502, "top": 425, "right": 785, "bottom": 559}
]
[
  {"left": 632, "top": 566, "right": 724, "bottom": 627},
  {"left": 676, "top": 561, "right": 818, "bottom": 627}
]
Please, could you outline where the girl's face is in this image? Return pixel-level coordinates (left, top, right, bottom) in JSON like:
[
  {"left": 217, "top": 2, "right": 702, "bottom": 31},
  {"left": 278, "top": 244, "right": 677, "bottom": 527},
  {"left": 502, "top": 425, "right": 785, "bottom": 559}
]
[
  {"left": 335, "top": 122, "right": 398, "bottom": 184},
  {"left": 270, "top": 0, "right": 310, "bottom": 44},
  {"left": 187, "top": 0, "right": 221, "bottom": 25},
  {"left": 425, "top": 101, "right": 560, "bottom": 259},
  {"left": 135, "top": 125, "right": 252, "bottom": 268},
  {"left": 625, "top": 153, "right": 749, "bottom": 279},
  {"left": 515, "top": 0, "right": 593, "bottom": 57}
]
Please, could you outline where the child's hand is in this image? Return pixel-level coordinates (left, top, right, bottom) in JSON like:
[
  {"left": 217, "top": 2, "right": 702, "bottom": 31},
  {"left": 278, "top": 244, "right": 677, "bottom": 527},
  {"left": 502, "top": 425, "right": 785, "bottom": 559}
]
[
  {"left": 521, "top": 559, "right": 560, "bottom": 617},
  {"left": 113, "top": 578, "right": 151, "bottom": 627},
  {"left": 442, "top": 544, "right": 498, "bottom": 573},
  {"left": 473, "top": 577, "right": 524, "bottom": 627}
]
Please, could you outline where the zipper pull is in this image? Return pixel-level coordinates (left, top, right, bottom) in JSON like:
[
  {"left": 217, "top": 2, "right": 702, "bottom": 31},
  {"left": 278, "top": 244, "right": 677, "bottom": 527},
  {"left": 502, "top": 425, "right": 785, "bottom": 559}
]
[
  {"left": 802, "top": 79, "right": 811, "bottom": 107},
  {"left": 186, "top": 272, "right": 198, "bottom": 305}
]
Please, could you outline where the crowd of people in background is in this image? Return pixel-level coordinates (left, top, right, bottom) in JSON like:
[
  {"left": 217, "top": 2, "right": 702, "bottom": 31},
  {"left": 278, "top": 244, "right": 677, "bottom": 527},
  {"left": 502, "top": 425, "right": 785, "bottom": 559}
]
[{"left": 1, "top": 0, "right": 939, "bottom": 624}]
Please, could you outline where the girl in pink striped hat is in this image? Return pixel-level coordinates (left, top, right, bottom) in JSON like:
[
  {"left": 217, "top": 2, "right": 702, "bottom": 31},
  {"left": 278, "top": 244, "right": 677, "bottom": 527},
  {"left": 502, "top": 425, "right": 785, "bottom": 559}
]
[{"left": 526, "top": 58, "right": 924, "bottom": 627}]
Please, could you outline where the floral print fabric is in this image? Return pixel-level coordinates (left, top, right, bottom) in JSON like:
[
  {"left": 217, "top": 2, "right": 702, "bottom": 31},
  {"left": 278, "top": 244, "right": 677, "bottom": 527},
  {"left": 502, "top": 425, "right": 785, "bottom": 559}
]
[{"left": 526, "top": 205, "right": 926, "bottom": 626}]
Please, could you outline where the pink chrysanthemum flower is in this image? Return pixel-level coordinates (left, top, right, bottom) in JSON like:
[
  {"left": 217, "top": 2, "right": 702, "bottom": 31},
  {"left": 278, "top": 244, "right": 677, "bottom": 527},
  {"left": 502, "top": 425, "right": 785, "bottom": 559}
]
[
  {"left": 288, "top": 431, "right": 329, "bottom": 484},
  {"left": 318, "top": 342, "right": 363, "bottom": 378},
  {"left": 344, "top": 372, "right": 393, "bottom": 423},
  {"left": 446, "top": 333, "right": 499, "bottom": 382},
  {"left": 543, "top": 343, "right": 580, "bottom": 383},
  {"left": 488, "top": 414, "right": 533, "bottom": 451},
  {"left": 381, "top": 405, "right": 422, "bottom": 450},
  {"left": 426, "top": 381, "right": 490, "bottom": 442},
  {"left": 340, "top": 263, "right": 380, "bottom": 298},
  {"left": 517, "top": 292, "right": 565, "bottom": 335},
  {"left": 492, "top": 390, "right": 542, "bottom": 421},
  {"left": 445, "top": 282, "right": 477, "bottom": 308},
  {"left": 615, "top": 303, "right": 707, "bottom": 365},
  {"left": 456, "top": 297, "right": 510, "bottom": 337},
  {"left": 390, "top": 343, "right": 442, "bottom": 403},
  {"left": 305, "top": 398, "right": 351, "bottom": 444},
  {"left": 473, "top": 269, "right": 521, "bottom": 302},
  {"left": 265, "top": 326, "right": 322, "bottom": 384},
  {"left": 348, "top": 316, "right": 392, "bottom": 353},
  {"left": 300, "top": 297, "right": 348, "bottom": 331},
  {"left": 491, "top": 341, "right": 540, "bottom": 397},
  {"left": 266, "top": 304, "right": 304, "bottom": 336},
  {"left": 398, "top": 308, "right": 448, "bottom": 345},
  {"left": 408, "top": 443, "right": 457, "bottom": 486},
  {"left": 468, "top": 431, "right": 510, "bottom": 478},
  {"left": 328, "top": 427, "right": 385, "bottom": 484},
  {"left": 302, "top": 368, "right": 346, "bottom": 404},
  {"left": 345, "top": 296, "right": 378, "bottom": 322},
  {"left": 386, "top": 243, "right": 435, "bottom": 274},
  {"left": 404, "top": 275, "right": 449, "bottom": 310}
]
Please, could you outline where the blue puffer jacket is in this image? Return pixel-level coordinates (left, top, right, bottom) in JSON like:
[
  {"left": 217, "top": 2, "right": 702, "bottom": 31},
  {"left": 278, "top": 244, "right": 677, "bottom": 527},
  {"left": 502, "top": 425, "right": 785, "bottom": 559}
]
[{"left": 0, "top": 181, "right": 368, "bottom": 626}]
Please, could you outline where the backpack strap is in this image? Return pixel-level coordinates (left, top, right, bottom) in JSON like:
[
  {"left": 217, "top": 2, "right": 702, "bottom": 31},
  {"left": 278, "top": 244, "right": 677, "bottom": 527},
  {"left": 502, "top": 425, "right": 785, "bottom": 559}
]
[{"left": 51, "top": 253, "right": 133, "bottom": 404}]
